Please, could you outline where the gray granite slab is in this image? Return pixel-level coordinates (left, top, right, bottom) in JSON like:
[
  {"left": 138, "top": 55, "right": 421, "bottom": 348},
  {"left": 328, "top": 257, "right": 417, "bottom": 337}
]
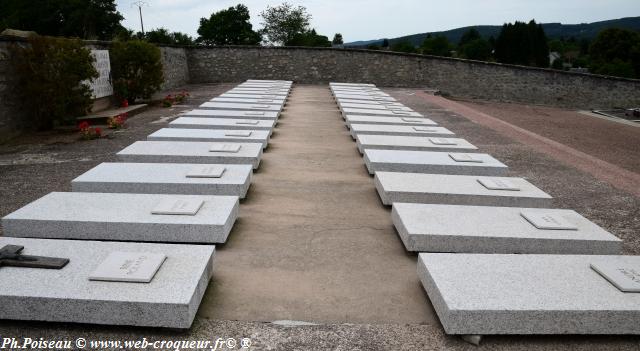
[
  {"left": 71, "top": 162, "right": 252, "bottom": 198},
  {"left": 418, "top": 253, "right": 640, "bottom": 335},
  {"left": 330, "top": 82, "right": 376, "bottom": 87},
  {"left": 363, "top": 150, "right": 507, "bottom": 175},
  {"left": 0, "top": 237, "right": 213, "bottom": 328},
  {"left": 211, "top": 97, "right": 285, "bottom": 105},
  {"left": 169, "top": 117, "right": 276, "bottom": 132},
  {"left": 356, "top": 135, "right": 477, "bottom": 153},
  {"left": 339, "top": 102, "right": 413, "bottom": 112},
  {"left": 247, "top": 79, "right": 292, "bottom": 84},
  {"left": 199, "top": 102, "right": 282, "bottom": 113},
  {"left": 227, "top": 88, "right": 288, "bottom": 96},
  {"left": 343, "top": 108, "right": 422, "bottom": 117},
  {"left": 394, "top": 203, "right": 622, "bottom": 254},
  {"left": 337, "top": 99, "right": 405, "bottom": 108},
  {"left": 181, "top": 109, "right": 278, "bottom": 120},
  {"left": 345, "top": 115, "right": 437, "bottom": 127},
  {"left": 116, "top": 141, "right": 262, "bottom": 169},
  {"left": 147, "top": 128, "right": 270, "bottom": 149},
  {"left": 351, "top": 124, "right": 453, "bottom": 138},
  {"left": 2, "top": 192, "right": 239, "bottom": 243},
  {"left": 238, "top": 83, "right": 291, "bottom": 90},
  {"left": 333, "top": 93, "right": 396, "bottom": 102},
  {"left": 374, "top": 172, "right": 552, "bottom": 207},
  {"left": 220, "top": 93, "right": 287, "bottom": 100}
]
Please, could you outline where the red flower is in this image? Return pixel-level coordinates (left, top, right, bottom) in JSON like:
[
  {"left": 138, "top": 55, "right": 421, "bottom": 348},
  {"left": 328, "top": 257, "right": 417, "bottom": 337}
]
[
  {"left": 78, "top": 121, "right": 90, "bottom": 130},
  {"left": 121, "top": 99, "right": 129, "bottom": 108},
  {"left": 94, "top": 128, "right": 102, "bottom": 135}
]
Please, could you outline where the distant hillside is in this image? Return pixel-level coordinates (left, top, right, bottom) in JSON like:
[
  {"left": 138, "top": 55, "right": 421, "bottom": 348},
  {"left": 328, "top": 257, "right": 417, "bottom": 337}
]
[{"left": 346, "top": 16, "right": 640, "bottom": 47}]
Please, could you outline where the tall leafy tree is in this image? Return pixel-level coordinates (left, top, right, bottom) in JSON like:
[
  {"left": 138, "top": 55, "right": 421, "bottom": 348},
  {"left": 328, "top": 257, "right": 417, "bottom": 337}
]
[
  {"left": 458, "top": 28, "right": 491, "bottom": 60},
  {"left": 458, "top": 28, "right": 481, "bottom": 47},
  {"left": 589, "top": 28, "right": 640, "bottom": 79},
  {"left": 145, "top": 28, "right": 194, "bottom": 45},
  {"left": 494, "top": 20, "right": 549, "bottom": 67},
  {"left": 390, "top": 40, "right": 417, "bottom": 53},
  {"left": 197, "top": 4, "right": 261, "bottom": 45},
  {"left": 420, "top": 35, "right": 452, "bottom": 57},
  {"left": 259, "top": 2, "right": 311, "bottom": 45},
  {"left": 287, "top": 29, "right": 331, "bottom": 47},
  {"left": 0, "top": 0, "right": 123, "bottom": 40},
  {"left": 332, "top": 33, "right": 343, "bottom": 45}
]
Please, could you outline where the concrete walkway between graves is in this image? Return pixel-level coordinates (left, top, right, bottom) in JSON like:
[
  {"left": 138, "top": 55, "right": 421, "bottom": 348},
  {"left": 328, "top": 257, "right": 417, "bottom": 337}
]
[
  {"left": 198, "top": 85, "right": 436, "bottom": 324},
  {"left": 418, "top": 92, "right": 640, "bottom": 198}
]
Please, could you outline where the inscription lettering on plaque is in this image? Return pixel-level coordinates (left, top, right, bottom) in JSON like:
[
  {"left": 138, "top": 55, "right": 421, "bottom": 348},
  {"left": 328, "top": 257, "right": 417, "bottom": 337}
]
[
  {"left": 591, "top": 262, "right": 640, "bottom": 292},
  {"left": 209, "top": 144, "right": 241, "bottom": 153},
  {"left": 402, "top": 118, "right": 423, "bottom": 123},
  {"left": 477, "top": 178, "right": 521, "bottom": 191},
  {"left": 89, "top": 251, "right": 166, "bottom": 283},
  {"left": 246, "top": 111, "right": 265, "bottom": 116},
  {"left": 186, "top": 165, "right": 226, "bottom": 178},
  {"left": 413, "top": 126, "right": 437, "bottom": 132},
  {"left": 429, "top": 138, "right": 457, "bottom": 145},
  {"left": 151, "top": 198, "right": 204, "bottom": 215},
  {"left": 235, "top": 120, "right": 260, "bottom": 125},
  {"left": 520, "top": 211, "right": 578, "bottom": 230},
  {"left": 85, "top": 50, "right": 113, "bottom": 99},
  {"left": 225, "top": 131, "right": 252, "bottom": 137},
  {"left": 449, "top": 153, "right": 484, "bottom": 163}
]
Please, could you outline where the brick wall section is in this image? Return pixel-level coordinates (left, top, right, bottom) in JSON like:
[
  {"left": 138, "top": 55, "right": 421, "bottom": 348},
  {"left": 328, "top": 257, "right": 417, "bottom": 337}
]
[{"left": 186, "top": 46, "right": 640, "bottom": 109}]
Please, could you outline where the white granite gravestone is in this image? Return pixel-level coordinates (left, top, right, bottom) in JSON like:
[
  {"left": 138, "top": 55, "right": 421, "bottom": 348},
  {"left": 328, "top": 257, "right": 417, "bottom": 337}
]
[
  {"left": 350, "top": 124, "right": 453, "bottom": 138},
  {"left": 147, "top": 128, "right": 270, "bottom": 149},
  {"left": 199, "top": 102, "right": 282, "bottom": 113},
  {"left": 342, "top": 108, "right": 422, "bottom": 117},
  {"left": 393, "top": 203, "right": 622, "bottom": 254},
  {"left": 211, "top": 97, "right": 286, "bottom": 105},
  {"left": 220, "top": 93, "right": 287, "bottom": 100},
  {"left": 345, "top": 115, "right": 437, "bottom": 127},
  {"left": 71, "top": 162, "right": 252, "bottom": 198},
  {"left": 116, "top": 141, "right": 263, "bottom": 169},
  {"left": 247, "top": 79, "right": 293, "bottom": 84},
  {"left": 0, "top": 237, "right": 214, "bottom": 328},
  {"left": 374, "top": 172, "right": 552, "bottom": 207},
  {"left": 418, "top": 253, "right": 640, "bottom": 335},
  {"left": 181, "top": 109, "right": 278, "bottom": 120},
  {"left": 333, "top": 93, "right": 396, "bottom": 102},
  {"left": 330, "top": 82, "right": 376, "bottom": 87},
  {"left": 339, "top": 103, "right": 413, "bottom": 112},
  {"left": 169, "top": 117, "right": 276, "bottom": 132},
  {"left": 2, "top": 192, "right": 238, "bottom": 243},
  {"left": 356, "top": 135, "right": 477, "bottom": 153},
  {"left": 363, "top": 150, "right": 507, "bottom": 175},
  {"left": 337, "top": 99, "right": 405, "bottom": 108},
  {"left": 227, "top": 89, "right": 288, "bottom": 96}
]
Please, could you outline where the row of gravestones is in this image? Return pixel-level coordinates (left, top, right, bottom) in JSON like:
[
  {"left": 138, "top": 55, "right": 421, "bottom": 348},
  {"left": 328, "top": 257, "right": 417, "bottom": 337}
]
[
  {"left": 0, "top": 79, "right": 292, "bottom": 329},
  {"left": 330, "top": 82, "right": 639, "bottom": 344}
]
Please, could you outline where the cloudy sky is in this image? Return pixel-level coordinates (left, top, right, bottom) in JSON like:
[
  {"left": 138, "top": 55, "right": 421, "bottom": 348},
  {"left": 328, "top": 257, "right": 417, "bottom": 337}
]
[{"left": 115, "top": 0, "right": 640, "bottom": 42}]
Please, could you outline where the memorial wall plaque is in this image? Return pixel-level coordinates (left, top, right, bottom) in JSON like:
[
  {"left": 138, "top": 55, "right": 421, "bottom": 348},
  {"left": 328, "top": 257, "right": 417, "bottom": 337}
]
[
  {"left": 151, "top": 198, "right": 204, "bottom": 215},
  {"left": 186, "top": 165, "right": 226, "bottom": 178},
  {"left": 520, "top": 211, "right": 579, "bottom": 230},
  {"left": 89, "top": 251, "right": 166, "bottom": 283},
  {"left": 210, "top": 144, "right": 242, "bottom": 153},
  {"left": 86, "top": 50, "right": 113, "bottom": 99},
  {"left": 591, "top": 262, "right": 640, "bottom": 292}
]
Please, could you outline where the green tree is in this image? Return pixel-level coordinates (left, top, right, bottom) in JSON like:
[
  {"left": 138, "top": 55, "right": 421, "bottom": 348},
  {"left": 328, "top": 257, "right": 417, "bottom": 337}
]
[
  {"left": 145, "top": 28, "right": 194, "bottom": 45},
  {"left": 420, "top": 35, "right": 452, "bottom": 57},
  {"left": 0, "top": 0, "right": 123, "bottom": 40},
  {"left": 259, "top": 2, "right": 311, "bottom": 45},
  {"left": 110, "top": 40, "right": 164, "bottom": 103},
  {"left": 197, "top": 4, "right": 261, "bottom": 45},
  {"left": 589, "top": 28, "right": 640, "bottom": 79},
  {"left": 457, "top": 28, "right": 491, "bottom": 60},
  {"left": 390, "top": 40, "right": 417, "bottom": 53},
  {"left": 366, "top": 44, "right": 381, "bottom": 50},
  {"left": 8, "top": 36, "right": 98, "bottom": 129},
  {"left": 381, "top": 38, "right": 389, "bottom": 48},
  {"left": 287, "top": 29, "right": 331, "bottom": 47},
  {"left": 458, "top": 28, "right": 481, "bottom": 47},
  {"left": 332, "top": 33, "right": 343, "bottom": 45},
  {"left": 494, "top": 20, "right": 549, "bottom": 67}
]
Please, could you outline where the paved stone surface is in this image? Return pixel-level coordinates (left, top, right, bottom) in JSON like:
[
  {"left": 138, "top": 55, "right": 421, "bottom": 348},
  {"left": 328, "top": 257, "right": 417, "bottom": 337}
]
[
  {"left": 418, "top": 253, "right": 640, "bottom": 335},
  {"left": 0, "top": 237, "right": 214, "bottom": 328}
]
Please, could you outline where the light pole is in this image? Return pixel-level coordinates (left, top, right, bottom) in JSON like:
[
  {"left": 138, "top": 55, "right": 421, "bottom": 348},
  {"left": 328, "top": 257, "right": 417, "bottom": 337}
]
[{"left": 132, "top": 1, "right": 148, "bottom": 35}]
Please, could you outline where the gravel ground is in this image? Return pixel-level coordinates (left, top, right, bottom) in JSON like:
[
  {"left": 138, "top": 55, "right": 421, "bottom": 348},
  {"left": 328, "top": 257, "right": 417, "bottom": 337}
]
[{"left": 0, "top": 84, "right": 639, "bottom": 350}]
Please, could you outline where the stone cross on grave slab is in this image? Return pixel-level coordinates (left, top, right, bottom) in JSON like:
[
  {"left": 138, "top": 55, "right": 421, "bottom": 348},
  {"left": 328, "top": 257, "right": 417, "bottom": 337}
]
[{"left": 0, "top": 245, "right": 69, "bottom": 269}]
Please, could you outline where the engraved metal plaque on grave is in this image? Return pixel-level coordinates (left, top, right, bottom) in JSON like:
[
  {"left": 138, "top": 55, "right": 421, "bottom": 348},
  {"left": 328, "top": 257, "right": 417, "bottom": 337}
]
[
  {"left": 151, "top": 198, "right": 204, "bottom": 215},
  {"left": 477, "top": 178, "right": 521, "bottom": 191},
  {"left": 186, "top": 165, "right": 226, "bottom": 178},
  {"left": 224, "top": 131, "right": 252, "bottom": 137},
  {"left": 209, "top": 144, "right": 242, "bottom": 153},
  {"left": 449, "top": 153, "right": 484, "bottom": 163},
  {"left": 591, "top": 262, "right": 640, "bottom": 292},
  {"left": 520, "top": 211, "right": 578, "bottom": 230},
  {"left": 89, "top": 251, "right": 166, "bottom": 283}
]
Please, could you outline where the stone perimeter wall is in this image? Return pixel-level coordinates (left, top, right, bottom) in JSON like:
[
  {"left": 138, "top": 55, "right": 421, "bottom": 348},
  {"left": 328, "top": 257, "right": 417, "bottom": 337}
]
[{"left": 187, "top": 46, "right": 640, "bottom": 109}]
